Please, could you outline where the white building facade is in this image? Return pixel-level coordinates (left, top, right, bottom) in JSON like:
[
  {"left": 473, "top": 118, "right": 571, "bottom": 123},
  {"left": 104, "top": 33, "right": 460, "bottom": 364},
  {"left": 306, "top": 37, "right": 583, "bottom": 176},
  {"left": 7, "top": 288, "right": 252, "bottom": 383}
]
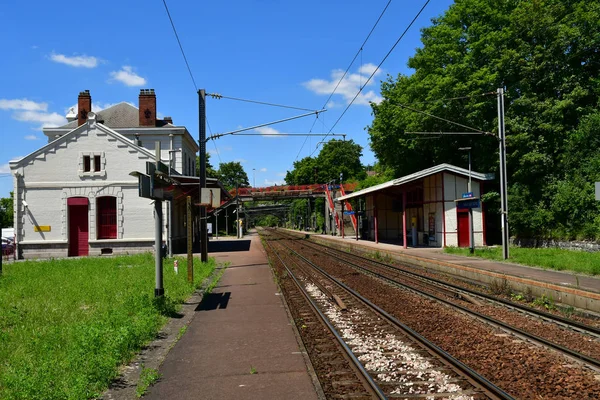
[{"left": 10, "top": 89, "right": 200, "bottom": 259}]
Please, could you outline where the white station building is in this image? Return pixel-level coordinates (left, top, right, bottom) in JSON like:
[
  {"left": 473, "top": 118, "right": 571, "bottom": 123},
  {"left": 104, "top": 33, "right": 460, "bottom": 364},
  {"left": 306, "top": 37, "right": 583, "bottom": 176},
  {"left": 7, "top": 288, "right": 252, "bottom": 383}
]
[{"left": 9, "top": 89, "right": 219, "bottom": 259}]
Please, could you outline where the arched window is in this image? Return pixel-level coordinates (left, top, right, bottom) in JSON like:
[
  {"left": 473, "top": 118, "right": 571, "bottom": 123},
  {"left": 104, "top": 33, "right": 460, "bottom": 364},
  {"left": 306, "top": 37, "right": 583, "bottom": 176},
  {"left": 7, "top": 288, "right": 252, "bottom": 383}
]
[{"left": 97, "top": 196, "right": 117, "bottom": 239}]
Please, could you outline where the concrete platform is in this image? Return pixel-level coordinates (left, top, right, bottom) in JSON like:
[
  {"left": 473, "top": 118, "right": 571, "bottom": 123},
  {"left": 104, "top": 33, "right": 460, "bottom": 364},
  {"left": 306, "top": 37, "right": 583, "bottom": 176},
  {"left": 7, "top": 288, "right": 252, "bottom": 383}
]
[{"left": 145, "top": 232, "right": 320, "bottom": 400}]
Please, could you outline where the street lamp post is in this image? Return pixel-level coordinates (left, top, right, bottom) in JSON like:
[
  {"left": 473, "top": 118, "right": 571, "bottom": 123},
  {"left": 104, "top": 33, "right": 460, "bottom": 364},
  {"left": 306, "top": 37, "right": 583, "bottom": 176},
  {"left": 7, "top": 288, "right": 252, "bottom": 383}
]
[
  {"left": 253, "top": 168, "right": 256, "bottom": 189},
  {"left": 459, "top": 147, "right": 475, "bottom": 254}
]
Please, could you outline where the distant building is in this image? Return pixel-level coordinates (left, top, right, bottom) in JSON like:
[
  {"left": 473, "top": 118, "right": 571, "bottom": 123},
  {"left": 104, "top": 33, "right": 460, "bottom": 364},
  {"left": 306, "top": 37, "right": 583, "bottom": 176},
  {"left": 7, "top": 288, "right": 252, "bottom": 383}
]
[{"left": 10, "top": 89, "right": 223, "bottom": 259}]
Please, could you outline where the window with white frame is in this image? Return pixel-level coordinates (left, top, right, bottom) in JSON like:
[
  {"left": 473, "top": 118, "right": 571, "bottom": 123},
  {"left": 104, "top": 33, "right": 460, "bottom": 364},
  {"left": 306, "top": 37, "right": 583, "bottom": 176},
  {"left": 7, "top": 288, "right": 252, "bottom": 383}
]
[{"left": 80, "top": 152, "right": 106, "bottom": 176}]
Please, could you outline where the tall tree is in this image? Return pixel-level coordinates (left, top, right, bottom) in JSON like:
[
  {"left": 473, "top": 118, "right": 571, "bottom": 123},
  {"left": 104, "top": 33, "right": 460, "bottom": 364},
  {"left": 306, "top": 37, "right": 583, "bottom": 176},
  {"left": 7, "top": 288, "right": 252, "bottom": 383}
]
[
  {"left": 218, "top": 161, "right": 249, "bottom": 190},
  {"left": 196, "top": 152, "right": 219, "bottom": 178},
  {"left": 0, "top": 192, "right": 14, "bottom": 228},
  {"left": 285, "top": 139, "right": 365, "bottom": 185},
  {"left": 368, "top": 0, "right": 600, "bottom": 238}
]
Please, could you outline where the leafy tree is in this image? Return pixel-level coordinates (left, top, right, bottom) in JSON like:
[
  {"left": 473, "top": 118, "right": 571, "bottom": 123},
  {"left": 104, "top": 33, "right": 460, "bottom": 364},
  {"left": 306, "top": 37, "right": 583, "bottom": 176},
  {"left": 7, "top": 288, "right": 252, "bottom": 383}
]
[
  {"left": 368, "top": 0, "right": 600, "bottom": 239},
  {"left": 285, "top": 157, "right": 317, "bottom": 185},
  {"left": 285, "top": 139, "right": 366, "bottom": 185},
  {"left": 196, "top": 153, "right": 219, "bottom": 178},
  {"left": 357, "top": 163, "right": 395, "bottom": 190},
  {"left": 0, "top": 192, "right": 14, "bottom": 228},
  {"left": 218, "top": 161, "right": 249, "bottom": 190}
]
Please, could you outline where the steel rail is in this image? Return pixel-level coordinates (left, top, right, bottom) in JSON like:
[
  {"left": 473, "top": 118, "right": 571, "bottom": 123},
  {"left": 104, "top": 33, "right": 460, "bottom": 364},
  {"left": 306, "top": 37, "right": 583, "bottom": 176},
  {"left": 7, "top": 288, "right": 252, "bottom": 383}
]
[
  {"left": 273, "top": 230, "right": 600, "bottom": 371},
  {"left": 264, "top": 239, "right": 388, "bottom": 400},
  {"left": 269, "top": 236, "right": 514, "bottom": 400},
  {"left": 298, "top": 231, "right": 600, "bottom": 337}
]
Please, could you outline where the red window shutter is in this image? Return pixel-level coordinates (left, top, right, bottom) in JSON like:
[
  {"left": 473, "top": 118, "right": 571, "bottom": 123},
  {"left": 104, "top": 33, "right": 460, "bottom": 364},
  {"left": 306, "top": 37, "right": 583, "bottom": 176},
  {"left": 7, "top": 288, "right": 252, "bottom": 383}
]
[{"left": 97, "top": 197, "right": 117, "bottom": 239}]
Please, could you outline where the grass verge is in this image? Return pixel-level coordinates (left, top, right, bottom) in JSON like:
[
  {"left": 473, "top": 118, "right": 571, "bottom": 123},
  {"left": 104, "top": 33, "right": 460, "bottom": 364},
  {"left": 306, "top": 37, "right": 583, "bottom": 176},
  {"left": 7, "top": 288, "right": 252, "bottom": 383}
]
[
  {"left": 444, "top": 246, "right": 600, "bottom": 276},
  {"left": 0, "top": 253, "right": 215, "bottom": 400}
]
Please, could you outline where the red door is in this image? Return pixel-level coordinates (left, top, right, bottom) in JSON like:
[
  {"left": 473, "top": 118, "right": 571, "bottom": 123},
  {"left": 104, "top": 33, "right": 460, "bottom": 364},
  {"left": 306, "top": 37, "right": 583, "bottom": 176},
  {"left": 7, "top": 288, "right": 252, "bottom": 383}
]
[
  {"left": 457, "top": 211, "right": 469, "bottom": 247},
  {"left": 68, "top": 197, "right": 89, "bottom": 257}
]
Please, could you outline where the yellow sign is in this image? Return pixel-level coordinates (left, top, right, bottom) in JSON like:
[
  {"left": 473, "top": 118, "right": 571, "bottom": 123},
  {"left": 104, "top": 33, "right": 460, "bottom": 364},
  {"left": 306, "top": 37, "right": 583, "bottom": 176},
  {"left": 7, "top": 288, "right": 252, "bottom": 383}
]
[{"left": 34, "top": 226, "right": 51, "bottom": 232}]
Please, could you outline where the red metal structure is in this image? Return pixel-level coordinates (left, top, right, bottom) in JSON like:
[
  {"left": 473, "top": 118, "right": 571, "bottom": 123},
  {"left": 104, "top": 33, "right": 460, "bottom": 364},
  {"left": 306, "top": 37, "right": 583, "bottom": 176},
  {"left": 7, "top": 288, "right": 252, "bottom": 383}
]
[{"left": 339, "top": 184, "right": 357, "bottom": 233}]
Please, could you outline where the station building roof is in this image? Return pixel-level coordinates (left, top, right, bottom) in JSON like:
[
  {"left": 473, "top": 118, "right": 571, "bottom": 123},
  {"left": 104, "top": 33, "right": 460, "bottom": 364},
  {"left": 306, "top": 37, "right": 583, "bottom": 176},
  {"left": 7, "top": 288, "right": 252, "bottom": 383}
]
[{"left": 336, "top": 163, "right": 495, "bottom": 201}]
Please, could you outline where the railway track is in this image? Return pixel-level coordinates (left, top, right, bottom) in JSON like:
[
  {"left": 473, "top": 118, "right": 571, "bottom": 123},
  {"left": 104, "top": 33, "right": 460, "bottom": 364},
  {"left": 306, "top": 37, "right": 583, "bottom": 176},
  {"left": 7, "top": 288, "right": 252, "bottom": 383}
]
[
  {"left": 261, "top": 228, "right": 600, "bottom": 398},
  {"left": 264, "top": 232, "right": 514, "bottom": 399},
  {"left": 271, "top": 228, "right": 600, "bottom": 371}
]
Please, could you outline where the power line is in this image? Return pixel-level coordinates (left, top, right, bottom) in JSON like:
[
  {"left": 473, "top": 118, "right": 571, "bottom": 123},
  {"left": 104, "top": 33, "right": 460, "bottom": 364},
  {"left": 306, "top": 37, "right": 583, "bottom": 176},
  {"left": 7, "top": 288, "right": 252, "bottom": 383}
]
[
  {"left": 206, "top": 93, "right": 315, "bottom": 112},
  {"left": 320, "top": 0, "right": 392, "bottom": 111},
  {"left": 206, "top": 117, "right": 223, "bottom": 164},
  {"left": 161, "top": 0, "right": 198, "bottom": 91},
  {"left": 296, "top": 0, "right": 392, "bottom": 161},
  {"left": 392, "top": 102, "right": 494, "bottom": 136},
  {"left": 316, "top": 0, "right": 432, "bottom": 155},
  {"left": 410, "top": 91, "right": 497, "bottom": 105}
]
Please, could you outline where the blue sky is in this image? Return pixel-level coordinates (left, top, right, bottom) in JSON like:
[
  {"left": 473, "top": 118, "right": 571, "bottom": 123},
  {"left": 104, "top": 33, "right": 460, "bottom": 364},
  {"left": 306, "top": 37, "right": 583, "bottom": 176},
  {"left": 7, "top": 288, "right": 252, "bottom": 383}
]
[{"left": 0, "top": 0, "right": 455, "bottom": 198}]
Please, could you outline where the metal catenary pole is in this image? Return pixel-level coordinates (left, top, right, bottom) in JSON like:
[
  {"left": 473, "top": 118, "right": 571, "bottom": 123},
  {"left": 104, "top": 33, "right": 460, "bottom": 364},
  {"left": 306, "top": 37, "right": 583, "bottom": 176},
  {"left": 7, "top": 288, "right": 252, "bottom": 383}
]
[
  {"left": 198, "top": 89, "right": 208, "bottom": 262},
  {"left": 497, "top": 88, "right": 509, "bottom": 259}
]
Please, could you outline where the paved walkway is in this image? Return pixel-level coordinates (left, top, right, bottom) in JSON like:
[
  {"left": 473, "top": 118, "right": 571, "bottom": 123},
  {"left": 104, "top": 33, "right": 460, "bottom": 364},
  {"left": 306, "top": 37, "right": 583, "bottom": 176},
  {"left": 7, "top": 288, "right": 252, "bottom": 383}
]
[
  {"left": 145, "top": 232, "right": 319, "bottom": 400},
  {"left": 310, "top": 232, "right": 600, "bottom": 294}
]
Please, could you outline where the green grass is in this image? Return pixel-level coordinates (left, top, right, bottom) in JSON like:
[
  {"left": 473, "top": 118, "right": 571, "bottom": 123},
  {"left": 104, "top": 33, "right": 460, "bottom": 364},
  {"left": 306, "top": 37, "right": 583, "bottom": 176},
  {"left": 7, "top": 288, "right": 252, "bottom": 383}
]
[
  {"left": 136, "top": 367, "right": 161, "bottom": 398},
  {"left": 444, "top": 246, "right": 600, "bottom": 276},
  {"left": 0, "top": 253, "right": 215, "bottom": 400}
]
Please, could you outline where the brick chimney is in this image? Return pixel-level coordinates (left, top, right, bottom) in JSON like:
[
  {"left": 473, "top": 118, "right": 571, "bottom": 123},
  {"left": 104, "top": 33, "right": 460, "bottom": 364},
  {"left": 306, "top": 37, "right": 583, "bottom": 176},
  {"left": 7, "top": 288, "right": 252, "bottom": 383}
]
[
  {"left": 78, "top": 90, "right": 91, "bottom": 126},
  {"left": 139, "top": 89, "right": 156, "bottom": 127}
]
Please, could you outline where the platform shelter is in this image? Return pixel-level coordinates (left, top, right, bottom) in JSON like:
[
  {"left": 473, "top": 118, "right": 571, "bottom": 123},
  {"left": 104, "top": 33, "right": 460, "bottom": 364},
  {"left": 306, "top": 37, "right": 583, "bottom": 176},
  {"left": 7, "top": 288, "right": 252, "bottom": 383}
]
[{"left": 336, "top": 164, "right": 495, "bottom": 248}]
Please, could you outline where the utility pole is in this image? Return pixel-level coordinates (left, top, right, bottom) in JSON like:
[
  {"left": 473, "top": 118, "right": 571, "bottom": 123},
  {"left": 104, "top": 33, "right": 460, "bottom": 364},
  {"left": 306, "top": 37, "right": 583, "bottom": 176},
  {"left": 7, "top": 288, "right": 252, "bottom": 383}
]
[
  {"left": 198, "top": 89, "right": 208, "bottom": 262},
  {"left": 498, "top": 88, "right": 509, "bottom": 260},
  {"left": 154, "top": 143, "right": 164, "bottom": 297}
]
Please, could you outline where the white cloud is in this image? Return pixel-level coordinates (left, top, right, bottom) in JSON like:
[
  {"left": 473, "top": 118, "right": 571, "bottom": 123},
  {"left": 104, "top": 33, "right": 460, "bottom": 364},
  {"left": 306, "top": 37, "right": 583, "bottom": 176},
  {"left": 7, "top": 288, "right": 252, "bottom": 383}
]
[
  {"left": 260, "top": 168, "right": 267, "bottom": 172},
  {"left": 276, "top": 172, "right": 286, "bottom": 177},
  {"left": 254, "top": 126, "right": 287, "bottom": 139},
  {"left": 303, "top": 63, "right": 383, "bottom": 106},
  {"left": 109, "top": 66, "right": 147, "bottom": 87},
  {"left": 0, "top": 163, "right": 10, "bottom": 174},
  {"left": 264, "top": 178, "right": 285, "bottom": 186},
  {"left": 234, "top": 158, "right": 247, "bottom": 164},
  {"left": 24, "top": 135, "right": 39, "bottom": 141},
  {"left": 0, "top": 99, "right": 47, "bottom": 111},
  {"left": 326, "top": 100, "right": 337, "bottom": 109},
  {"left": 49, "top": 52, "right": 100, "bottom": 68},
  {"left": 255, "top": 126, "right": 281, "bottom": 137},
  {"left": 13, "top": 110, "right": 66, "bottom": 129}
]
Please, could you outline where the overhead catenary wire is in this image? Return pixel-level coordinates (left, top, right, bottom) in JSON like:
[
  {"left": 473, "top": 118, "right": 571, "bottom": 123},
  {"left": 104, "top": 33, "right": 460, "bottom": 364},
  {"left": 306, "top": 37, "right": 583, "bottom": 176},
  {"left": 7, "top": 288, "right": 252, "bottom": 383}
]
[
  {"left": 161, "top": 0, "right": 198, "bottom": 92},
  {"left": 296, "top": 0, "right": 393, "bottom": 160},
  {"left": 206, "top": 93, "right": 316, "bottom": 112},
  {"left": 311, "top": 0, "right": 432, "bottom": 157},
  {"left": 392, "top": 102, "right": 495, "bottom": 136},
  {"left": 409, "top": 91, "right": 497, "bottom": 105}
]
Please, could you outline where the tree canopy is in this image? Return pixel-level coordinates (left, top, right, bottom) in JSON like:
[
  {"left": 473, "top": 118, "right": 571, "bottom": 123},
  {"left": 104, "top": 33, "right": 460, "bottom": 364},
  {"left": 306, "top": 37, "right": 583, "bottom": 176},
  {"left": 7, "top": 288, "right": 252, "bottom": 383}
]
[
  {"left": 218, "top": 161, "right": 249, "bottom": 190},
  {"left": 368, "top": 0, "right": 600, "bottom": 239},
  {"left": 0, "top": 192, "right": 13, "bottom": 228},
  {"left": 285, "top": 139, "right": 366, "bottom": 185}
]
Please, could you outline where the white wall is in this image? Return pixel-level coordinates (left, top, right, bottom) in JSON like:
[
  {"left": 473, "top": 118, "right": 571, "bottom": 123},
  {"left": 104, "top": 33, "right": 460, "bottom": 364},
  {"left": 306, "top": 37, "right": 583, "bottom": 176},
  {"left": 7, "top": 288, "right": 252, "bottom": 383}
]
[
  {"left": 443, "top": 172, "right": 484, "bottom": 247},
  {"left": 15, "top": 122, "right": 166, "bottom": 257}
]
